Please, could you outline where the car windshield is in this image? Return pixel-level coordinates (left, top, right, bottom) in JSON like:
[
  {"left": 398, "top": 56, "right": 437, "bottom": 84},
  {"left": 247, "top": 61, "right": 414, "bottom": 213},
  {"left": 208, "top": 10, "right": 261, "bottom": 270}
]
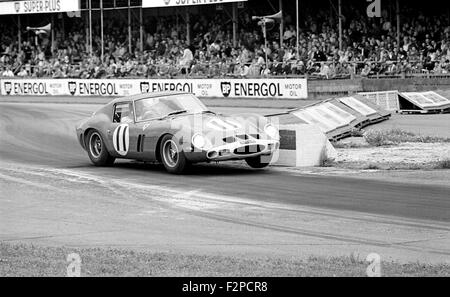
[{"left": 134, "top": 94, "right": 208, "bottom": 121}]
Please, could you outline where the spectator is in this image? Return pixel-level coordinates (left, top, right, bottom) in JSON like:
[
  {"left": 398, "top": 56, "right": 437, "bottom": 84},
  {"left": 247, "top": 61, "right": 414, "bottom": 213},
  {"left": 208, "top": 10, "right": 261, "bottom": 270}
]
[
  {"left": 2, "top": 66, "right": 14, "bottom": 77},
  {"left": 1, "top": 4, "right": 449, "bottom": 79},
  {"left": 180, "top": 45, "right": 193, "bottom": 74}
]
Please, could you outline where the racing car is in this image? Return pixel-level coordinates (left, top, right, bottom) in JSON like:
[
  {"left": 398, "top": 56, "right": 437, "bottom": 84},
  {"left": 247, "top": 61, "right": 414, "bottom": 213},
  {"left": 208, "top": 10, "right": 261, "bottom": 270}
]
[{"left": 76, "top": 91, "right": 280, "bottom": 174}]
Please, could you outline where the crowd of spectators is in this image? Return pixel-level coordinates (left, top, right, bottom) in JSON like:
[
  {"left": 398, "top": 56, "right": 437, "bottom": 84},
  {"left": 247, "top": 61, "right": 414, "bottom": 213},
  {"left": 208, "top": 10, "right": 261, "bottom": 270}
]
[{"left": 1, "top": 4, "right": 449, "bottom": 79}]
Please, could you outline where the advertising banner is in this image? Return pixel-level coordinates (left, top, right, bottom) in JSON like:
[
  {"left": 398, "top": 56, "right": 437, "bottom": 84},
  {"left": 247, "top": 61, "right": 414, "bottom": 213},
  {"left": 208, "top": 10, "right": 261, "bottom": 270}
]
[
  {"left": 203, "top": 78, "right": 307, "bottom": 99},
  {"left": 0, "top": 0, "right": 80, "bottom": 15},
  {"left": 142, "top": 0, "right": 246, "bottom": 9},
  {"left": 0, "top": 78, "right": 308, "bottom": 99}
]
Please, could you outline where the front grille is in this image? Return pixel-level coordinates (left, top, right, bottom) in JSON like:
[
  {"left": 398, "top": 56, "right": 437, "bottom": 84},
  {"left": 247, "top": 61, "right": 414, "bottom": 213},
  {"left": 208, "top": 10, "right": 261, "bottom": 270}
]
[{"left": 234, "top": 145, "right": 265, "bottom": 155}]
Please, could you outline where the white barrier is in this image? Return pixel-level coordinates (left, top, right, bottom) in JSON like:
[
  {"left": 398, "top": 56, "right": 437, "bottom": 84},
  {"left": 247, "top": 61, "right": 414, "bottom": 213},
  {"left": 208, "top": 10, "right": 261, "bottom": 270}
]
[
  {"left": 358, "top": 90, "right": 400, "bottom": 111},
  {"left": 269, "top": 95, "right": 391, "bottom": 141},
  {"left": 339, "top": 96, "right": 378, "bottom": 116},
  {"left": 275, "top": 124, "right": 337, "bottom": 167},
  {"left": 400, "top": 91, "right": 450, "bottom": 110},
  {"left": 291, "top": 102, "right": 357, "bottom": 133},
  {"left": 359, "top": 90, "right": 450, "bottom": 112},
  {"left": 0, "top": 78, "right": 308, "bottom": 99}
]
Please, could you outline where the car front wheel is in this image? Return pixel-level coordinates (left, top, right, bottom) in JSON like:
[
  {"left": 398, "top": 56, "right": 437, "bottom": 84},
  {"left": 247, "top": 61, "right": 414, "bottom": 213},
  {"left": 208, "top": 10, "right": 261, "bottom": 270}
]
[
  {"left": 160, "top": 134, "right": 188, "bottom": 174},
  {"left": 86, "top": 130, "right": 115, "bottom": 166},
  {"left": 245, "top": 154, "right": 272, "bottom": 169}
]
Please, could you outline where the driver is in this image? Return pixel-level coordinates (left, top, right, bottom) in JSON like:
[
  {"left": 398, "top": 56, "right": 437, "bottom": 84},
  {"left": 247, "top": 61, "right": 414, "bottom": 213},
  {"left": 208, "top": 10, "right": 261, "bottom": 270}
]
[
  {"left": 135, "top": 98, "right": 183, "bottom": 121},
  {"left": 120, "top": 103, "right": 134, "bottom": 123},
  {"left": 136, "top": 98, "right": 170, "bottom": 120},
  {"left": 135, "top": 99, "right": 153, "bottom": 121}
]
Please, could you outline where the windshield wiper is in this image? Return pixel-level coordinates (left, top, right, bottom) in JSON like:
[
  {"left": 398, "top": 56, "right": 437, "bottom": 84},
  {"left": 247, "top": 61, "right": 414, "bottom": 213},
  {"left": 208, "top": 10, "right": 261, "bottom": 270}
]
[
  {"left": 202, "top": 110, "right": 216, "bottom": 115},
  {"left": 165, "top": 110, "right": 187, "bottom": 117}
]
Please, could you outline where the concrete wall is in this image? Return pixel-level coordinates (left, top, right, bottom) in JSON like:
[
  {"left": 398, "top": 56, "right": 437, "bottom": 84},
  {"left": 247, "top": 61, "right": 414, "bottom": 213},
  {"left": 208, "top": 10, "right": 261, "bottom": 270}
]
[
  {"left": 308, "top": 77, "right": 450, "bottom": 100},
  {"left": 275, "top": 124, "right": 337, "bottom": 167},
  {"left": 360, "top": 77, "right": 450, "bottom": 92}
]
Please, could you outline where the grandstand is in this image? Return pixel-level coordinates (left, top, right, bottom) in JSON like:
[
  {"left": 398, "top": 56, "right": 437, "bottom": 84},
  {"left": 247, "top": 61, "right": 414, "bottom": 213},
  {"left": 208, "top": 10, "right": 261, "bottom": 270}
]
[{"left": 0, "top": 0, "right": 449, "bottom": 80}]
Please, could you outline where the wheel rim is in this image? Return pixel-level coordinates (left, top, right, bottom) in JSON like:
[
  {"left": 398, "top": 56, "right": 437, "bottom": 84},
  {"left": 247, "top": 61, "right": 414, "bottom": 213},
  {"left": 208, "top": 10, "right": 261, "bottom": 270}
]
[
  {"left": 89, "top": 132, "right": 102, "bottom": 159},
  {"left": 162, "top": 139, "right": 179, "bottom": 168}
]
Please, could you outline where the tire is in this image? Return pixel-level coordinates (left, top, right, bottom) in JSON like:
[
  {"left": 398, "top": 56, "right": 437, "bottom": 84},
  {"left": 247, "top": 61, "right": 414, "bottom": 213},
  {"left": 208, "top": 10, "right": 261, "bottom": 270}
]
[
  {"left": 245, "top": 154, "right": 272, "bottom": 169},
  {"left": 86, "top": 130, "right": 115, "bottom": 166},
  {"left": 160, "top": 134, "right": 188, "bottom": 174}
]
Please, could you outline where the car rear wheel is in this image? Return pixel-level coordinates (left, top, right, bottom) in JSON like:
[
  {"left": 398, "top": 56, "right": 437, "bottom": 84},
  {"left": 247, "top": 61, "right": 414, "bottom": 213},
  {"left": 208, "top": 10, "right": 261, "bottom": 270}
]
[
  {"left": 245, "top": 154, "right": 272, "bottom": 169},
  {"left": 160, "top": 134, "right": 187, "bottom": 174},
  {"left": 86, "top": 130, "right": 115, "bottom": 166}
]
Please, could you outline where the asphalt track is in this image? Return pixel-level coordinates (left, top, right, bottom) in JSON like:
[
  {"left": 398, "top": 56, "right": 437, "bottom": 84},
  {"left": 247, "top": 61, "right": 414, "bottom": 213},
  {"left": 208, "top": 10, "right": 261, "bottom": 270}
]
[{"left": 0, "top": 101, "right": 449, "bottom": 264}]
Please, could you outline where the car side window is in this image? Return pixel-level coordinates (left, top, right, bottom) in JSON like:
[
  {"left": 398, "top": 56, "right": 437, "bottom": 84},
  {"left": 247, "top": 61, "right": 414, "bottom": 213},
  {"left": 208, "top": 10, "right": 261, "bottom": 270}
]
[{"left": 113, "top": 103, "right": 134, "bottom": 123}]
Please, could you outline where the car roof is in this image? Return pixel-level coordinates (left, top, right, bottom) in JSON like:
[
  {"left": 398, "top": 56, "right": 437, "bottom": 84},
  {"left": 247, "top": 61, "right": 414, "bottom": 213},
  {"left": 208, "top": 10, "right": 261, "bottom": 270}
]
[{"left": 109, "top": 91, "right": 192, "bottom": 105}]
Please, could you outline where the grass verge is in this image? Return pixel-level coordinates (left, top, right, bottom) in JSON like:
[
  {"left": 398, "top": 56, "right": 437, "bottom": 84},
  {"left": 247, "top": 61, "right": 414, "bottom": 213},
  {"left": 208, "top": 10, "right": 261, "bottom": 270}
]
[
  {"left": 434, "top": 159, "right": 450, "bottom": 169},
  {"left": 364, "top": 129, "right": 450, "bottom": 147},
  {"left": 333, "top": 129, "right": 450, "bottom": 148},
  {"left": 1, "top": 242, "right": 449, "bottom": 277},
  {"left": 332, "top": 161, "right": 450, "bottom": 170}
]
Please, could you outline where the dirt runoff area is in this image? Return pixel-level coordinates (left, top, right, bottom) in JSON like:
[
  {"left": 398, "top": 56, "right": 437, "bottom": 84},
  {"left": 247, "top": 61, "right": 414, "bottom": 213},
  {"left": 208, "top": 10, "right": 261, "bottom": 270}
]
[
  {"left": 335, "top": 141, "right": 450, "bottom": 170},
  {"left": 319, "top": 126, "right": 450, "bottom": 186}
]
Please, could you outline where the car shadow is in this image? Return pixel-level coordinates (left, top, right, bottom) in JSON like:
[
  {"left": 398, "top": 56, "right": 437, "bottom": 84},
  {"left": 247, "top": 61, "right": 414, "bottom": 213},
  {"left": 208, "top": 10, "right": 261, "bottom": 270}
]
[{"left": 110, "top": 160, "right": 272, "bottom": 176}]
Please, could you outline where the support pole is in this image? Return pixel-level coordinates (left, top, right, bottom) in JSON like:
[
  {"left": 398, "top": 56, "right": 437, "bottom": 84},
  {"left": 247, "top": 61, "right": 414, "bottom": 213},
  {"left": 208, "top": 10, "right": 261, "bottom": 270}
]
[
  {"left": 100, "top": 0, "right": 104, "bottom": 61},
  {"left": 279, "top": 0, "right": 283, "bottom": 47},
  {"left": 85, "top": 0, "right": 89, "bottom": 53},
  {"left": 396, "top": 0, "right": 400, "bottom": 48},
  {"left": 128, "top": 0, "right": 132, "bottom": 53},
  {"left": 338, "top": 0, "right": 342, "bottom": 51},
  {"left": 140, "top": 5, "right": 143, "bottom": 52},
  {"left": 62, "top": 12, "right": 65, "bottom": 39},
  {"left": 18, "top": 15, "right": 21, "bottom": 52},
  {"left": 89, "top": 0, "right": 92, "bottom": 56},
  {"left": 296, "top": 0, "right": 299, "bottom": 57},
  {"left": 232, "top": 2, "right": 238, "bottom": 47},
  {"left": 263, "top": 20, "right": 268, "bottom": 70},
  {"left": 51, "top": 14, "right": 55, "bottom": 54},
  {"left": 186, "top": 7, "right": 190, "bottom": 45}
]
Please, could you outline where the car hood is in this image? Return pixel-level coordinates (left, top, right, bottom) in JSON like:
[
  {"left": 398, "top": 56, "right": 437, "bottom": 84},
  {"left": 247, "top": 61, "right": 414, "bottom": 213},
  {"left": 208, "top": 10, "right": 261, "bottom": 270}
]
[{"left": 168, "top": 112, "right": 271, "bottom": 146}]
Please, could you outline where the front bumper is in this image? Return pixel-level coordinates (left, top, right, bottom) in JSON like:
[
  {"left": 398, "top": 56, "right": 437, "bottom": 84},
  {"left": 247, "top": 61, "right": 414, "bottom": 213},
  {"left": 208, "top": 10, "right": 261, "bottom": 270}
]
[{"left": 205, "top": 139, "right": 279, "bottom": 161}]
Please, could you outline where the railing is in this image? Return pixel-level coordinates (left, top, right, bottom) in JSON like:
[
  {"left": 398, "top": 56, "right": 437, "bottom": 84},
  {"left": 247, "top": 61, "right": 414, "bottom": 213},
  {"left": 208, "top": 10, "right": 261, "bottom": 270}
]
[{"left": 1, "top": 60, "right": 449, "bottom": 80}]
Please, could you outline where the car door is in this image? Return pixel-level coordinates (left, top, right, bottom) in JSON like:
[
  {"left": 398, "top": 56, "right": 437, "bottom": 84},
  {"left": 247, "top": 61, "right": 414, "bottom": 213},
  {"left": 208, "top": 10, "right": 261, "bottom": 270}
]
[
  {"left": 120, "top": 101, "right": 151, "bottom": 160},
  {"left": 108, "top": 102, "right": 135, "bottom": 158},
  {"left": 129, "top": 120, "right": 155, "bottom": 161}
]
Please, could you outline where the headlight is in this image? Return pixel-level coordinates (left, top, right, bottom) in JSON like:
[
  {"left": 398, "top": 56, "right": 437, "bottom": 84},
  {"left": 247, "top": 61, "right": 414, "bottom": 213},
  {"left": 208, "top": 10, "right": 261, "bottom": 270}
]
[
  {"left": 264, "top": 124, "right": 279, "bottom": 139},
  {"left": 192, "top": 133, "right": 207, "bottom": 149}
]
